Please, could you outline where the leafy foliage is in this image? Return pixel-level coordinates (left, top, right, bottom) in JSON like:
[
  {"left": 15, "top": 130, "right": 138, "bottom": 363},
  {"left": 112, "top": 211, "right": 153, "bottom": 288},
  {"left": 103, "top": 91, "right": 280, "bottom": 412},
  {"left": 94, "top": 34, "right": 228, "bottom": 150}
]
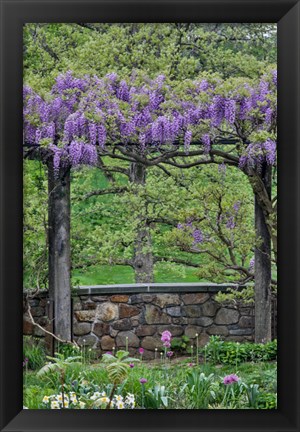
[{"left": 202, "top": 336, "right": 277, "bottom": 365}]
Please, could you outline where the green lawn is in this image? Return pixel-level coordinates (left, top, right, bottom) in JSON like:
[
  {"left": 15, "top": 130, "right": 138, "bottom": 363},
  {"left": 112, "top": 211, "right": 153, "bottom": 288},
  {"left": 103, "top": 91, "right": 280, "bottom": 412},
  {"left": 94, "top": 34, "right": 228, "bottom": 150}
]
[{"left": 72, "top": 262, "right": 201, "bottom": 286}]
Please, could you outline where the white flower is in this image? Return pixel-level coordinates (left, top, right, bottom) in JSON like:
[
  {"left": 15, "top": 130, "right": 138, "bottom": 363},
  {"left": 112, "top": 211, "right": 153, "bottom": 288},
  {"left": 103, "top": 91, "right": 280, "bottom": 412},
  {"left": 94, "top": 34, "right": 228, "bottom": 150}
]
[
  {"left": 114, "top": 395, "right": 123, "bottom": 402},
  {"left": 99, "top": 396, "right": 110, "bottom": 404},
  {"left": 90, "top": 392, "right": 101, "bottom": 400},
  {"left": 79, "top": 401, "right": 86, "bottom": 409},
  {"left": 63, "top": 400, "right": 69, "bottom": 408},
  {"left": 42, "top": 396, "right": 50, "bottom": 404},
  {"left": 101, "top": 391, "right": 107, "bottom": 397},
  {"left": 51, "top": 401, "right": 60, "bottom": 409},
  {"left": 116, "top": 401, "right": 125, "bottom": 409}
]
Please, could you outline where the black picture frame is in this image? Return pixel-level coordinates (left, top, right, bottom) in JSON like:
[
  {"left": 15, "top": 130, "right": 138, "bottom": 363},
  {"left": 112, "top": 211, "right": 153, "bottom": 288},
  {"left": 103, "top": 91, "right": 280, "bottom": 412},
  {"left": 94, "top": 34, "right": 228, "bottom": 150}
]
[{"left": 1, "top": 1, "right": 299, "bottom": 431}]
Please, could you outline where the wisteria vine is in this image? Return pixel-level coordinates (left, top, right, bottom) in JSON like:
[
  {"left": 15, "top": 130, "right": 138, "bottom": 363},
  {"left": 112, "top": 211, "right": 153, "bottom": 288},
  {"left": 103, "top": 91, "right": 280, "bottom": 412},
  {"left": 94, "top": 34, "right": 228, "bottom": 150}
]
[{"left": 23, "top": 69, "right": 277, "bottom": 174}]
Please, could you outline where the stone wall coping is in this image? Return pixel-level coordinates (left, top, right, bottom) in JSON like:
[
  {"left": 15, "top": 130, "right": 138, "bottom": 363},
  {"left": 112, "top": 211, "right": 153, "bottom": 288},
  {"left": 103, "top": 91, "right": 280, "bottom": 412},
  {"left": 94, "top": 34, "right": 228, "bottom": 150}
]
[{"left": 75, "top": 282, "right": 247, "bottom": 295}]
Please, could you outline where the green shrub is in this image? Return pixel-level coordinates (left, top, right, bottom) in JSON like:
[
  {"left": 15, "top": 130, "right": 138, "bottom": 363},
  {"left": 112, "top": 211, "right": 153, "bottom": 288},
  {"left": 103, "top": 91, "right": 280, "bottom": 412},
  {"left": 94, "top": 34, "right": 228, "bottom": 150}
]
[
  {"left": 257, "top": 392, "right": 277, "bottom": 409},
  {"left": 202, "top": 337, "right": 277, "bottom": 365},
  {"left": 23, "top": 336, "right": 46, "bottom": 370},
  {"left": 171, "top": 335, "right": 191, "bottom": 354}
]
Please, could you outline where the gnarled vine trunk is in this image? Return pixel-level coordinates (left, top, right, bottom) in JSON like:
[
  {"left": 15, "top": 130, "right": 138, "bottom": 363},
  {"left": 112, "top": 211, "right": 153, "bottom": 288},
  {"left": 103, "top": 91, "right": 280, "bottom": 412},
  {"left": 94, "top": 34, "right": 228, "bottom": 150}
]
[
  {"left": 48, "top": 160, "right": 72, "bottom": 341},
  {"left": 254, "top": 163, "right": 272, "bottom": 343},
  {"left": 129, "top": 162, "right": 154, "bottom": 283}
]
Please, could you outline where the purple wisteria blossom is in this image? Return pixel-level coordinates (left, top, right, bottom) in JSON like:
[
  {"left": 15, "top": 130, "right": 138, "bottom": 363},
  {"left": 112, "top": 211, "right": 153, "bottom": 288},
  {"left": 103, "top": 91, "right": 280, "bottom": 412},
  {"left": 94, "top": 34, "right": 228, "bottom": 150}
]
[{"left": 23, "top": 70, "right": 277, "bottom": 176}]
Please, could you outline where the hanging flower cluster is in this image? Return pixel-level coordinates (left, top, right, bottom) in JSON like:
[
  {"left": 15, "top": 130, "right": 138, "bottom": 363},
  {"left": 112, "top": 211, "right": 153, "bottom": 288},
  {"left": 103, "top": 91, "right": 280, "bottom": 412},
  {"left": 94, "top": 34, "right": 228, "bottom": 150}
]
[{"left": 23, "top": 70, "right": 277, "bottom": 174}]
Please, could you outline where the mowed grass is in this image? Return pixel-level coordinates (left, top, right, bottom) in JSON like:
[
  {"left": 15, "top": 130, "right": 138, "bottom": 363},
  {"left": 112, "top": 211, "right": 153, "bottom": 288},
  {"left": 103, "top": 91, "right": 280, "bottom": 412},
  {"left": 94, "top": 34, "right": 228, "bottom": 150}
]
[{"left": 72, "top": 262, "right": 200, "bottom": 285}]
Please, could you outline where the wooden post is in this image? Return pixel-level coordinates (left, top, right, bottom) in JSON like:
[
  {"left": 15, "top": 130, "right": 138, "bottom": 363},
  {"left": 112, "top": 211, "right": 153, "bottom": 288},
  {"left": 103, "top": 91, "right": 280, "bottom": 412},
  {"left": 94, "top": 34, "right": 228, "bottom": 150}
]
[{"left": 48, "top": 161, "right": 71, "bottom": 342}]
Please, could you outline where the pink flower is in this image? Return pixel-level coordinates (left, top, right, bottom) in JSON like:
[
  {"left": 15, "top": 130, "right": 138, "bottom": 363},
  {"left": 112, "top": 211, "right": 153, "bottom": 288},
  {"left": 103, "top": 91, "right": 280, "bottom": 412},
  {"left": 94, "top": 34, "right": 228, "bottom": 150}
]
[
  {"left": 188, "top": 363, "right": 194, "bottom": 367},
  {"left": 161, "top": 330, "right": 172, "bottom": 343},
  {"left": 223, "top": 374, "right": 239, "bottom": 385},
  {"left": 129, "top": 363, "right": 134, "bottom": 368},
  {"left": 167, "top": 351, "right": 174, "bottom": 358},
  {"left": 139, "top": 348, "right": 144, "bottom": 354},
  {"left": 139, "top": 378, "right": 147, "bottom": 384},
  {"left": 161, "top": 330, "right": 172, "bottom": 348}
]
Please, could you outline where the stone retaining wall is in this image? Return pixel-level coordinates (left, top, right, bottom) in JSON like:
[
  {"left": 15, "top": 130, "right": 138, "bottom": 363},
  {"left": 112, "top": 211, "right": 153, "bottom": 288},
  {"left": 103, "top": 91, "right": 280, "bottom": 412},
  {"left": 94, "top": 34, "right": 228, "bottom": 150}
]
[{"left": 24, "top": 284, "right": 261, "bottom": 358}]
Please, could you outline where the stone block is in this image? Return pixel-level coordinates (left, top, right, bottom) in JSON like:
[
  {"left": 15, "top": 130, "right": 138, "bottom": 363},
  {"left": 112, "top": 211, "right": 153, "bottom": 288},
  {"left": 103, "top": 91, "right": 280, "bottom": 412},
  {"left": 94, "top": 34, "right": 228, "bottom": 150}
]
[
  {"left": 145, "top": 305, "right": 172, "bottom": 324},
  {"left": 238, "top": 316, "right": 254, "bottom": 328},
  {"left": 182, "top": 293, "right": 210, "bottom": 305},
  {"left": 140, "top": 294, "right": 156, "bottom": 303},
  {"left": 100, "top": 335, "right": 115, "bottom": 350},
  {"left": 172, "top": 317, "right": 188, "bottom": 325},
  {"left": 188, "top": 317, "right": 213, "bottom": 327},
  {"left": 184, "top": 325, "right": 202, "bottom": 339},
  {"left": 153, "top": 294, "right": 180, "bottom": 308},
  {"left": 207, "top": 325, "right": 229, "bottom": 336},
  {"left": 77, "top": 334, "right": 97, "bottom": 347},
  {"left": 112, "top": 318, "right": 132, "bottom": 331},
  {"left": 75, "top": 310, "right": 96, "bottom": 322},
  {"left": 198, "top": 332, "right": 210, "bottom": 346},
  {"left": 140, "top": 349, "right": 155, "bottom": 360},
  {"left": 166, "top": 306, "right": 181, "bottom": 317},
  {"left": 110, "top": 329, "right": 118, "bottom": 337},
  {"left": 136, "top": 326, "right": 157, "bottom": 336},
  {"left": 131, "top": 318, "right": 140, "bottom": 327},
  {"left": 157, "top": 325, "right": 184, "bottom": 337},
  {"left": 110, "top": 295, "right": 129, "bottom": 303},
  {"left": 116, "top": 331, "right": 140, "bottom": 348},
  {"left": 91, "top": 296, "right": 109, "bottom": 302},
  {"left": 229, "top": 328, "right": 253, "bottom": 336},
  {"left": 82, "top": 300, "right": 97, "bottom": 310},
  {"left": 201, "top": 301, "right": 220, "bottom": 317},
  {"left": 96, "top": 302, "right": 119, "bottom": 322},
  {"left": 215, "top": 308, "right": 239, "bottom": 325},
  {"left": 141, "top": 336, "right": 162, "bottom": 351},
  {"left": 73, "top": 300, "right": 82, "bottom": 311},
  {"left": 119, "top": 304, "right": 140, "bottom": 318},
  {"left": 73, "top": 322, "right": 91, "bottom": 336},
  {"left": 182, "top": 305, "right": 201, "bottom": 318},
  {"left": 93, "top": 322, "right": 110, "bottom": 337},
  {"left": 129, "top": 294, "right": 143, "bottom": 304}
]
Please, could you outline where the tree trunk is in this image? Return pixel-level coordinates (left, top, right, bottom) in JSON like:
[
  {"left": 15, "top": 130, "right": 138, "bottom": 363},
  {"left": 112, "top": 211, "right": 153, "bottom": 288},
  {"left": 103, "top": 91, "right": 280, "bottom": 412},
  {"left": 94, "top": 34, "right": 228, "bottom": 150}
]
[
  {"left": 48, "top": 161, "right": 72, "bottom": 341},
  {"left": 254, "top": 163, "right": 272, "bottom": 343},
  {"left": 129, "top": 162, "right": 154, "bottom": 283}
]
